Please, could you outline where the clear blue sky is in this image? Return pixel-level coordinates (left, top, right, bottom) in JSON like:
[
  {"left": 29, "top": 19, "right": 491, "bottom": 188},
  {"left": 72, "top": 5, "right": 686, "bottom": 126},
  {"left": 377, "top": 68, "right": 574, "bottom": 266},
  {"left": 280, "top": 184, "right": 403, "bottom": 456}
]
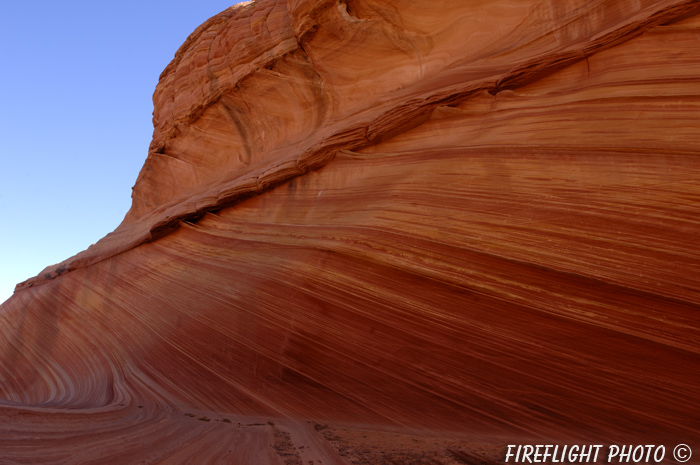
[{"left": 0, "top": 1, "right": 242, "bottom": 304}]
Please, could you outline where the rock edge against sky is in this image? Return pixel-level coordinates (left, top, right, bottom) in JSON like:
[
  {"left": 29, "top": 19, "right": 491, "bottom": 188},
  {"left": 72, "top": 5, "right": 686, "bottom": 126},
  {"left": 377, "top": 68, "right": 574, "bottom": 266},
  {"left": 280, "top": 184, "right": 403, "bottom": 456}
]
[{"left": 1, "top": 0, "right": 699, "bottom": 463}]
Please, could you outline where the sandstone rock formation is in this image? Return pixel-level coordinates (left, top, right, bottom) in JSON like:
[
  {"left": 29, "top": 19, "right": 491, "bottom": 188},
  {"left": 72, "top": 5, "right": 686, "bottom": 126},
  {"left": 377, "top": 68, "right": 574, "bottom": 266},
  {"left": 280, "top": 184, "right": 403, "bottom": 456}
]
[{"left": 2, "top": 0, "right": 700, "bottom": 463}]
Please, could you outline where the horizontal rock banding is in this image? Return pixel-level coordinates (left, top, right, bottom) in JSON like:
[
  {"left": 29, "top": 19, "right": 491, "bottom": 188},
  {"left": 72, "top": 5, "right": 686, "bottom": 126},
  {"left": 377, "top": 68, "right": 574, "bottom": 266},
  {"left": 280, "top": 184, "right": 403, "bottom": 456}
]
[
  {"left": 16, "top": 0, "right": 700, "bottom": 291},
  {"left": 2, "top": 0, "right": 700, "bottom": 462}
]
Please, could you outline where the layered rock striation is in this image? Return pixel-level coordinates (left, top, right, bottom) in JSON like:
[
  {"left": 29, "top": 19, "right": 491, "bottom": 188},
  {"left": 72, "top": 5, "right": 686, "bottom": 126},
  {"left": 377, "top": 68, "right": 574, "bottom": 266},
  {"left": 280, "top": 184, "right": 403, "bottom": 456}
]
[{"left": 2, "top": 0, "right": 700, "bottom": 463}]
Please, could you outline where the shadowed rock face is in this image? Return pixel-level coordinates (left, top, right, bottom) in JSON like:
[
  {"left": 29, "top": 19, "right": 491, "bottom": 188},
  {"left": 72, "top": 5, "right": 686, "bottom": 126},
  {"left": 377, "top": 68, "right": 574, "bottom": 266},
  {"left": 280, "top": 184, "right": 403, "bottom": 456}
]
[{"left": 2, "top": 0, "right": 700, "bottom": 463}]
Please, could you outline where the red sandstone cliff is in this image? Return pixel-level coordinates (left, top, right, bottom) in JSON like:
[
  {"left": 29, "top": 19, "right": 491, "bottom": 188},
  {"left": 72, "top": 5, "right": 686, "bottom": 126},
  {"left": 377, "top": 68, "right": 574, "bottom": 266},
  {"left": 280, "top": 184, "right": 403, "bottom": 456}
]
[{"left": 2, "top": 0, "right": 700, "bottom": 463}]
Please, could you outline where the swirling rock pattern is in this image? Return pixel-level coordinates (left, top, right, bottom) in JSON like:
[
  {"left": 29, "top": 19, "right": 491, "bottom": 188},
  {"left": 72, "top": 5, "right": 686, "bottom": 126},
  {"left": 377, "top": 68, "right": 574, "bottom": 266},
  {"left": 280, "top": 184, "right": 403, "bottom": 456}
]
[{"left": 2, "top": 0, "right": 700, "bottom": 463}]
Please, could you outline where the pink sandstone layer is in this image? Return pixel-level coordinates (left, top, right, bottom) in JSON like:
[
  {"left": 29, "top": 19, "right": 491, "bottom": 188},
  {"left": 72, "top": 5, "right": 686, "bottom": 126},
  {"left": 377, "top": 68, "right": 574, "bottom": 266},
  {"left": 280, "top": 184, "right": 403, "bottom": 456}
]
[{"left": 2, "top": 1, "right": 699, "bottom": 463}]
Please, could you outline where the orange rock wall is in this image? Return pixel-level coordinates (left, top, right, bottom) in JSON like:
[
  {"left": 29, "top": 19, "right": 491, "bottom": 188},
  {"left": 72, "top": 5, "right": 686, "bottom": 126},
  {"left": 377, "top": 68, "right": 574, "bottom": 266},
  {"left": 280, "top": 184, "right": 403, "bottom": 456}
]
[{"left": 2, "top": 0, "right": 700, "bottom": 462}]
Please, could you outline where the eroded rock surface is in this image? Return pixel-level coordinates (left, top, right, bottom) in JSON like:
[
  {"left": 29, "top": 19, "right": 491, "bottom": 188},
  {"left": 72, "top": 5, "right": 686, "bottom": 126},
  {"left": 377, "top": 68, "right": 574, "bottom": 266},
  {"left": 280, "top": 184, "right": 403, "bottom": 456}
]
[{"left": 2, "top": 0, "right": 700, "bottom": 463}]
